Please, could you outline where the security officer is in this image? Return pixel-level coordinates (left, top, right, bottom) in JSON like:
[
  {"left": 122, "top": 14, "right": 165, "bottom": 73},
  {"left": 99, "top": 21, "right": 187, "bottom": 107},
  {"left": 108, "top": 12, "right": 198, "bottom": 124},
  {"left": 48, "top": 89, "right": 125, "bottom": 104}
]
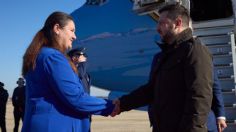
[
  {"left": 0, "top": 81, "right": 8, "bottom": 132},
  {"left": 67, "top": 47, "right": 92, "bottom": 128},
  {"left": 67, "top": 47, "right": 91, "bottom": 94},
  {"left": 12, "top": 77, "right": 26, "bottom": 132}
]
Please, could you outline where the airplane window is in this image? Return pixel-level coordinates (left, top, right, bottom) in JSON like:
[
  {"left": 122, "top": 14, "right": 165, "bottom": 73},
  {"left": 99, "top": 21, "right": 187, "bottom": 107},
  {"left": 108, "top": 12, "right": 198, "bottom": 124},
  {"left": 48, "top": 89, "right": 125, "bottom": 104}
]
[
  {"left": 190, "top": 0, "right": 233, "bottom": 21},
  {"left": 86, "top": 0, "right": 107, "bottom": 5}
]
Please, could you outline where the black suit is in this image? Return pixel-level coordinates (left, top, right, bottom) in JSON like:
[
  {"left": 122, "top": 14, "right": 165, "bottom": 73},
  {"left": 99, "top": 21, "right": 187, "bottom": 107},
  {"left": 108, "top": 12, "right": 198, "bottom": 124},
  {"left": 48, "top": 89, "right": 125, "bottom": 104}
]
[
  {"left": 0, "top": 86, "right": 8, "bottom": 132},
  {"left": 12, "top": 86, "right": 25, "bottom": 132},
  {"left": 77, "top": 62, "right": 91, "bottom": 94}
]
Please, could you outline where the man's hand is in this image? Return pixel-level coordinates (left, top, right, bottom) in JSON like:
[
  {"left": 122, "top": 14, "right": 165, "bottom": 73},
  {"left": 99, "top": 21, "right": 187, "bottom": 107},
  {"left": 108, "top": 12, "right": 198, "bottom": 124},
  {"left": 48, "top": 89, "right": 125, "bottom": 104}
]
[
  {"left": 217, "top": 119, "right": 227, "bottom": 132},
  {"left": 110, "top": 99, "right": 121, "bottom": 117}
]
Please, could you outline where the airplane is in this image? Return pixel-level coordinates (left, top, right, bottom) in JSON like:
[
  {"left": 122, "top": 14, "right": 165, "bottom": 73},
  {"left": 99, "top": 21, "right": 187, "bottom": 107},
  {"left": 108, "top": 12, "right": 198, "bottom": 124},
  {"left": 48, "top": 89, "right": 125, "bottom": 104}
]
[{"left": 71, "top": 0, "right": 236, "bottom": 131}]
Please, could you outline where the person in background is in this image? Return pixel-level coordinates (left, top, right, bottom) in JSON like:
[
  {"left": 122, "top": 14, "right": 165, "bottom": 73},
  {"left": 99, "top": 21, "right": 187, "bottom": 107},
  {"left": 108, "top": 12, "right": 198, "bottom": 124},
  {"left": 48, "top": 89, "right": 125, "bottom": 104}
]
[
  {"left": 112, "top": 3, "right": 213, "bottom": 132},
  {"left": 208, "top": 71, "right": 227, "bottom": 132},
  {"left": 67, "top": 47, "right": 91, "bottom": 94},
  {"left": 21, "top": 11, "right": 114, "bottom": 132},
  {"left": 67, "top": 47, "right": 92, "bottom": 129},
  {"left": 0, "top": 81, "right": 8, "bottom": 132},
  {"left": 12, "top": 77, "right": 26, "bottom": 132}
]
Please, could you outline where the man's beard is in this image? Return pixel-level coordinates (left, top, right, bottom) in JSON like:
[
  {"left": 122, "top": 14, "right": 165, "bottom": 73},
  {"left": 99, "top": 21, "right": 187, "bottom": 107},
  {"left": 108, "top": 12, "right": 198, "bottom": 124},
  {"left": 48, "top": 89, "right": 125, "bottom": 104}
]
[{"left": 161, "top": 28, "right": 175, "bottom": 44}]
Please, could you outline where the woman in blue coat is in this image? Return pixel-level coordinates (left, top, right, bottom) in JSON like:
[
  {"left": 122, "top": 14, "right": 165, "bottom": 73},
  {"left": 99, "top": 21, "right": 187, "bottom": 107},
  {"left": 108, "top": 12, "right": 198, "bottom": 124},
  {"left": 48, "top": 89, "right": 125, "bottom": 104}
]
[{"left": 21, "top": 11, "right": 115, "bottom": 132}]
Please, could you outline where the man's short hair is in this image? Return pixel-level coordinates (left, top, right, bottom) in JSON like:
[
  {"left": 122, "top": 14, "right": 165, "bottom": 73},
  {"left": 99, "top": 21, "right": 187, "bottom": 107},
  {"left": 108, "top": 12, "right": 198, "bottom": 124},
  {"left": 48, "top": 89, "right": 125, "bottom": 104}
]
[{"left": 158, "top": 3, "right": 190, "bottom": 27}]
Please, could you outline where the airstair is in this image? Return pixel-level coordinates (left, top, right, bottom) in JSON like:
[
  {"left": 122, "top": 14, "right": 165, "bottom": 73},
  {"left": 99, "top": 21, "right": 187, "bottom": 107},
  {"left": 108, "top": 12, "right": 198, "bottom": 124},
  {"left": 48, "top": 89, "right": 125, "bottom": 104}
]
[{"left": 193, "top": 19, "right": 236, "bottom": 132}]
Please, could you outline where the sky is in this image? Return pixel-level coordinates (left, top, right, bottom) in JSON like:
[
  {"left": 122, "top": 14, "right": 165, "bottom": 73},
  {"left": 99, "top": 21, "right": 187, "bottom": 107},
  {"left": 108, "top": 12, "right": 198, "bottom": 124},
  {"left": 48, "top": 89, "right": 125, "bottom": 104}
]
[{"left": 0, "top": 0, "right": 86, "bottom": 96}]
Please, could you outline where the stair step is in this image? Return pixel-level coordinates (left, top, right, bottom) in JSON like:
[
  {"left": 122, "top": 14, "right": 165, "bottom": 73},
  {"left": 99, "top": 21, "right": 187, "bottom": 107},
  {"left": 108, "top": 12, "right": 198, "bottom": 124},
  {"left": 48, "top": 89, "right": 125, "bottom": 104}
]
[
  {"left": 218, "top": 79, "right": 235, "bottom": 90},
  {"left": 213, "top": 55, "right": 233, "bottom": 68},
  {"left": 225, "top": 107, "right": 236, "bottom": 120},
  {"left": 224, "top": 103, "right": 236, "bottom": 108},
  {"left": 224, "top": 123, "right": 236, "bottom": 132},
  {"left": 199, "top": 35, "right": 231, "bottom": 46},
  {"left": 193, "top": 25, "right": 233, "bottom": 36},
  {"left": 222, "top": 92, "right": 236, "bottom": 104}
]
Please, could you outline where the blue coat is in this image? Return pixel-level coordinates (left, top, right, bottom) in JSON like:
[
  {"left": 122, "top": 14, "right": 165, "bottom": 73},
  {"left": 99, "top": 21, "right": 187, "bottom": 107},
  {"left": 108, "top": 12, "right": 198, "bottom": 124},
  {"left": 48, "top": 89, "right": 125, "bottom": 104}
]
[
  {"left": 207, "top": 70, "right": 225, "bottom": 132},
  {"left": 22, "top": 47, "right": 114, "bottom": 132}
]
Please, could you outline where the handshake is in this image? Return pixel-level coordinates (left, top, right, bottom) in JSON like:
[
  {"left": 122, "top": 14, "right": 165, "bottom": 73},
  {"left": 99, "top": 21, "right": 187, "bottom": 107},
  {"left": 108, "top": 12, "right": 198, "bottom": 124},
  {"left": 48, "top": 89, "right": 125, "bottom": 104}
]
[{"left": 110, "top": 99, "right": 121, "bottom": 117}]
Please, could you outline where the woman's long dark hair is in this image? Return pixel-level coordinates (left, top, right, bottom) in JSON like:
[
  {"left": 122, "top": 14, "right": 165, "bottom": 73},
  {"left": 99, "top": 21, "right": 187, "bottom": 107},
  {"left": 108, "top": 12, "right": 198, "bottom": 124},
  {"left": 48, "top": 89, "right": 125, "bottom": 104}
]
[{"left": 22, "top": 11, "right": 77, "bottom": 76}]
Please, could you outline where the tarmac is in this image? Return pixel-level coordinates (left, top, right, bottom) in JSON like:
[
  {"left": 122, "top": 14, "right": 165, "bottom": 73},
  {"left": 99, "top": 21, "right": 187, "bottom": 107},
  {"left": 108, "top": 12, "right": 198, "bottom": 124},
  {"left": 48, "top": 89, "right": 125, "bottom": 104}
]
[{"left": 5, "top": 100, "right": 152, "bottom": 132}]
